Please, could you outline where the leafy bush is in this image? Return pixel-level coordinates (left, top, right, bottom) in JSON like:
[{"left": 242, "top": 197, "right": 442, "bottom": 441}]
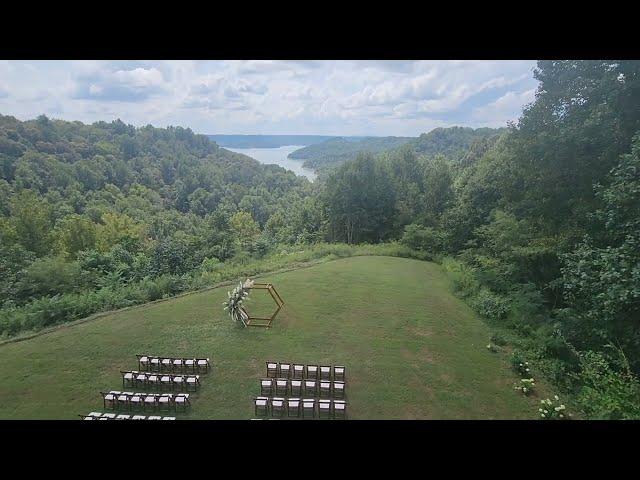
[
  {"left": 471, "top": 288, "right": 509, "bottom": 321},
  {"left": 440, "top": 257, "right": 480, "bottom": 297},
  {"left": 490, "top": 332, "right": 508, "bottom": 346},
  {"left": 511, "top": 351, "right": 532, "bottom": 377},
  {"left": 400, "top": 224, "right": 446, "bottom": 253},
  {"left": 572, "top": 348, "right": 640, "bottom": 420},
  {"left": 539, "top": 396, "right": 569, "bottom": 420},
  {"left": 514, "top": 377, "right": 536, "bottom": 396}
]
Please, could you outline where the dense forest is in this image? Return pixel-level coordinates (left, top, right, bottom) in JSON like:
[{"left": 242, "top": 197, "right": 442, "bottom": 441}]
[
  {"left": 288, "top": 127, "right": 504, "bottom": 172},
  {"left": 288, "top": 136, "right": 415, "bottom": 170},
  {"left": 1, "top": 60, "right": 640, "bottom": 418}
]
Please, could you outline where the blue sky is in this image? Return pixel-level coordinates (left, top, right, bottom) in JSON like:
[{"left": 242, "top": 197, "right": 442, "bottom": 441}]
[{"left": 0, "top": 60, "right": 539, "bottom": 136}]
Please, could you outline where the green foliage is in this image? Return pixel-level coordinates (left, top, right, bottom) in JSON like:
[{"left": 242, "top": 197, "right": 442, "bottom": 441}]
[
  {"left": 510, "top": 352, "right": 532, "bottom": 377},
  {"left": 572, "top": 347, "right": 640, "bottom": 420},
  {"left": 15, "top": 256, "right": 87, "bottom": 300},
  {"left": 54, "top": 214, "right": 97, "bottom": 258},
  {"left": 471, "top": 288, "right": 509, "bottom": 321},
  {"left": 400, "top": 224, "right": 447, "bottom": 254},
  {"left": 514, "top": 377, "right": 536, "bottom": 396},
  {"left": 539, "top": 396, "right": 569, "bottom": 420},
  {"left": 323, "top": 153, "right": 396, "bottom": 244},
  {"left": 8, "top": 189, "right": 53, "bottom": 255},
  {"left": 289, "top": 136, "right": 414, "bottom": 170}
]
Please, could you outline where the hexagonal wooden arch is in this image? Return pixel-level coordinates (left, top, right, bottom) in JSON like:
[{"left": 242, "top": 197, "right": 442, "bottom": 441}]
[{"left": 239, "top": 283, "right": 284, "bottom": 328}]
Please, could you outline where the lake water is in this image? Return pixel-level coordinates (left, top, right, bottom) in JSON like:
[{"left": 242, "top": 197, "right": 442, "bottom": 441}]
[{"left": 225, "top": 145, "right": 317, "bottom": 181}]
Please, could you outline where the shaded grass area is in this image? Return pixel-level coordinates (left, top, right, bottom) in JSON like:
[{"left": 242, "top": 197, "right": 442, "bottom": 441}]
[{"left": 0, "top": 256, "right": 541, "bottom": 419}]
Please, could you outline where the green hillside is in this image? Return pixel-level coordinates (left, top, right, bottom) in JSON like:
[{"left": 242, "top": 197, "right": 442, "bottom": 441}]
[{"left": 0, "top": 256, "right": 542, "bottom": 419}]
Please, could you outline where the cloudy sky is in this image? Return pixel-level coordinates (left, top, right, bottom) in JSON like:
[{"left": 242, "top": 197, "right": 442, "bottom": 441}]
[{"left": 0, "top": 60, "right": 539, "bottom": 136}]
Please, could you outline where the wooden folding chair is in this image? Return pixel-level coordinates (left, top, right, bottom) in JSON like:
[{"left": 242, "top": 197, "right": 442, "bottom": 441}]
[
  {"left": 320, "top": 365, "right": 331, "bottom": 381},
  {"left": 266, "top": 361, "right": 278, "bottom": 378},
  {"left": 304, "top": 379, "right": 317, "bottom": 397},
  {"left": 121, "top": 371, "right": 134, "bottom": 389},
  {"left": 279, "top": 363, "right": 291, "bottom": 378},
  {"left": 172, "top": 375, "right": 185, "bottom": 391},
  {"left": 161, "top": 358, "right": 172, "bottom": 372},
  {"left": 115, "top": 414, "right": 131, "bottom": 420},
  {"left": 160, "top": 375, "right": 173, "bottom": 391},
  {"left": 271, "top": 397, "right": 285, "bottom": 417},
  {"left": 136, "top": 354, "right": 148, "bottom": 371},
  {"left": 319, "top": 381, "right": 332, "bottom": 398},
  {"left": 147, "top": 416, "right": 162, "bottom": 420},
  {"left": 150, "top": 357, "right": 161, "bottom": 372},
  {"left": 147, "top": 374, "right": 160, "bottom": 390},
  {"left": 186, "top": 375, "right": 200, "bottom": 392},
  {"left": 275, "top": 378, "right": 289, "bottom": 396},
  {"left": 173, "top": 358, "right": 184, "bottom": 373},
  {"left": 254, "top": 396, "right": 269, "bottom": 416},
  {"left": 196, "top": 358, "right": 210, "bottom": 373},
  {"left": 290, "top": 380, "right": 303, "bottom": 397},
  {"left": 333, "top": 381, "right": 345, "bottom": 399},
  {"left": 101, "top": 391, "right": 117, "bottom": 410},
  {"left": 306, "top": 365, "right": 319, "bottom": 380},
  {"left": 302, "top": 398, "right": 316, "bottom": 418},
  {"left": 162, "top": 417, "right": 176, "bottom": 420},
  {"left": 117, "top": 392, "right": 130, "bottom": 410},
  {"left": 132, "top": 415, "right": 146, "bottom": 420},
  {"left": 101, "top": 413, "right": 116, "bottom": 419},
  {"left": 292, "top": 364, "right": 305, "bottom": 379},
  {"left": 185, "top": 358, "right": 196, "bottom": 373},
  {"left": 130, "top": 393, "right": 144, "bottom": 410},
  {"left": 135, "top": 372, "right": 147, "bottom": 389},
  {"left": 260, "top": 378, "right": 274, "bottom": 396},
  {"left": 175, "top": 394, "right": 190, "bottom": 412},
  {"left": 88, "top": 411, "right": 103, "bottom": 418},
  {"left": 333, "top": 400, "right": 346, "bottom": 419},
  {"left": 143, "top": 394, "right": 157, "bottom": 411},
  {"left": 287, "top": 398, "right": 301, "bottom": 418},
  {"left": 318, "top": 399, "right": 332, "bottom": 419},
  {"left": 158, "top": 394, "right": 172, "bottom": 412},
  {"left": 334, "top": 366, "right": 345, "bottom": 382}
]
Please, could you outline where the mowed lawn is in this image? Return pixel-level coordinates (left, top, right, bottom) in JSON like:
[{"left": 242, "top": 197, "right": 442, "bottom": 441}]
[{"left": 0, "top": 256, "right": 539, "bottom": 419}]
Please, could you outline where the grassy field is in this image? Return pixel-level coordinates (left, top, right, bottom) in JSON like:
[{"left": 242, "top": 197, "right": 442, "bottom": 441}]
[{"left": 0, "top": 256, "right": 543, "bottom": 419}]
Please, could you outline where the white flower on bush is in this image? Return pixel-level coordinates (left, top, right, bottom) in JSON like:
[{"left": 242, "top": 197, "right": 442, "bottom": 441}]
[
  {"left": 514, "top": 378, "right": 535, "bottom": 396},
  {"left": 539, "top": 396, "right": 569, "bottom": 420}
]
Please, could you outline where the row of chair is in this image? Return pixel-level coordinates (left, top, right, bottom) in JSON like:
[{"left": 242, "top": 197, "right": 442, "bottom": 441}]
[
  {"left": 81, "top": 412, "right": 176, "bottom": 420},
  {"left": 266, "top": 362, "right": 345, "bottom": 381},
  {"left": 121, "top": 371, "right": 201, "bottom": 391},
  {"left": 136, "top": 355, "right": 211, "bottom": 373},
  {"left": 261, "top": 378, "right": 345, "bottom": 398},
  {"left": 254, "top": 397, "right": 347, "bottom": 419},
  {"left": 100, "top": 391, "right": 191, "bottom": 412}
]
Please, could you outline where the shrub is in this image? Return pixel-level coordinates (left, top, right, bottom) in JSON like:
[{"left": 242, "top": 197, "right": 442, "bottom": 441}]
[
  {"left": 471, "top": 288, "right": 509, "bottom": 321},
  {"left": 490, "top": 332, "right": 508, "bottom": 346},
  {"left": 511, "top": 351, "right": 532, "bottom": 377},
  {"left": 514, "top": 377, "right": 536, "bottom": 396},
  {"left": 539, "top": 396, "right": 569, "bottom": 419},
  {"left": 572, "top": 348, "right": 640, "bottom": 420}
]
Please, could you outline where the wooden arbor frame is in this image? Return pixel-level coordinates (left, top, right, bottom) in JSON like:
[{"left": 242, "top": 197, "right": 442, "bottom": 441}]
[{"left": 240, "top": 283, "right": 284, "bottom": 328}]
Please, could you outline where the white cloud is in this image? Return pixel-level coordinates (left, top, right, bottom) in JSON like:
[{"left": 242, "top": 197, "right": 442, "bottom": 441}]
[{"left": 0, "top": 60, "right": 539, "bottom": 136}]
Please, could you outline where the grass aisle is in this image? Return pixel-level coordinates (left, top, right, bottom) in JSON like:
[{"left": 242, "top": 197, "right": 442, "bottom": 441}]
[{"left": 0, "top": 256, "right": 539, "bottom": 419}]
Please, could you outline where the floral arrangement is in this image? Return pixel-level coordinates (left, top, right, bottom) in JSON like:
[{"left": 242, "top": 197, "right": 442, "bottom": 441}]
[
  {"left": 223, "top": 278, "right": 254, "bottom": 327},
  {"left": 514, "top": 377, "right": 535, "bottom": 395},
  {"left": 539, "top": 396, "right": 568, "bottom": 419}
]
